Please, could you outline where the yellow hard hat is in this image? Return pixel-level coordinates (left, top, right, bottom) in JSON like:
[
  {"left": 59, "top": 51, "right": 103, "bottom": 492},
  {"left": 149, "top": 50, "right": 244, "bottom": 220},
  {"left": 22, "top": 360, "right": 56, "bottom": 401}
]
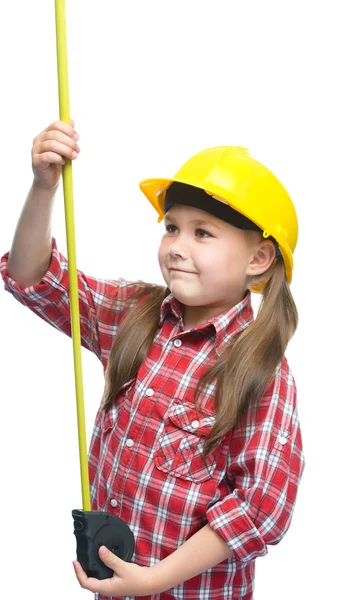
[{"left": 139, "top": 146, "right": 298, "bottom": 293}]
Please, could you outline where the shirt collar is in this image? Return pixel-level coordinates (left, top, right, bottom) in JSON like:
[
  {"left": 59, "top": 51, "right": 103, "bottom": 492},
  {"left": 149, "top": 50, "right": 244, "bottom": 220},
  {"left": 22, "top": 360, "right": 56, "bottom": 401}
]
[
  {"left": 159, "top": 292, "right": 184, "bottom": 326},
  {"left": 159, "top": 291, "right": 254, "bottom": 354}
]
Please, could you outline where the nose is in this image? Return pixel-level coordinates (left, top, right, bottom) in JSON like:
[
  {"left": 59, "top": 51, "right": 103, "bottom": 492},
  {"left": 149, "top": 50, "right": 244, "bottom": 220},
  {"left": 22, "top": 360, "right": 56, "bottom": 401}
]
[{"left": 168, "top": 238, "right": 188, "bottom": 259}]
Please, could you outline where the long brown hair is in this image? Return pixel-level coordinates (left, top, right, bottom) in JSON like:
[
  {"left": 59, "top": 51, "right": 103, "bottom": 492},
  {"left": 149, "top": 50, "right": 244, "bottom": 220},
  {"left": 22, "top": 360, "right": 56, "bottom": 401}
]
[{"left": 104, "top": 257, "right": 298, "bottom": 458}]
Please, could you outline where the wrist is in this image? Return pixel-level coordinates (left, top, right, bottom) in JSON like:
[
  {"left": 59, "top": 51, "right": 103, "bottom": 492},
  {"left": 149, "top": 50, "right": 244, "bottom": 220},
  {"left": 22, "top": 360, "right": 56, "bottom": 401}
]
[
  {"left": 147, "top": 564, "right": 169, "bottom": 595},
  {"left": 29, "top": 178, "right": 59, "bottom": 205}
]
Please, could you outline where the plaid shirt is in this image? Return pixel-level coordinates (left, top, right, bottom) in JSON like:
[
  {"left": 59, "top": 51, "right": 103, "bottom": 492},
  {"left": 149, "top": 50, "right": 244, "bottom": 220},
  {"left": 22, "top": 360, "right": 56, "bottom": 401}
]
[{"left": 1, "top": 239, "right": 305, "bottom": 600}]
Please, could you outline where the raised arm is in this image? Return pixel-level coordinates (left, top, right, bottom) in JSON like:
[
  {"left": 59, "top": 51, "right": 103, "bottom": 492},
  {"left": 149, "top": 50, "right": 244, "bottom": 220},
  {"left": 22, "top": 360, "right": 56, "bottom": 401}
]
[{"left": 7, "top": 119, "right": 80, "bottom": 288}]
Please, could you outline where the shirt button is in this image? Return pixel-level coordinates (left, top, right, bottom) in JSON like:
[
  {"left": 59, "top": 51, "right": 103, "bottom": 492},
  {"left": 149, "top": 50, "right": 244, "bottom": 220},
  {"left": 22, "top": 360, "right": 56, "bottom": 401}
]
[
  {"left": 110, "top": 498, "right": 118, "bottom": 508},
  {"left": 174, "top": 339, "right": 182, "bottom": 347},
  {"left": 191, "top": 420, "right": 200, "bottom": 429},
  {"left": 146, "top": 388, "right": 154, "bottom": 396},
  {"left": 126, "top": 438, "right": 134, "bottom": 448},
  {"left": 278, "top": 435, "right": 288, "bottom": 445}
]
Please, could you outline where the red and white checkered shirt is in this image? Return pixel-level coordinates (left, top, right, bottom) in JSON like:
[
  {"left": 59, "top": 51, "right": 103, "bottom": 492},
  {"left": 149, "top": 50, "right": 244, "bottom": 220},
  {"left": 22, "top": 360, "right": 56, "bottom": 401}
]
[{"left": 1, "top": 239, "right": 305, "bottom": 600}]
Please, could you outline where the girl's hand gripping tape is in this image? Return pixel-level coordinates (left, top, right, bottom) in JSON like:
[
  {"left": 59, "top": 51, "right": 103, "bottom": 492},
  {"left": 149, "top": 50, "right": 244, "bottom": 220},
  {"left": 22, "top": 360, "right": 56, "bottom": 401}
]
[{"left": 72, "top": 509, "right": 135, "bottom": 579}]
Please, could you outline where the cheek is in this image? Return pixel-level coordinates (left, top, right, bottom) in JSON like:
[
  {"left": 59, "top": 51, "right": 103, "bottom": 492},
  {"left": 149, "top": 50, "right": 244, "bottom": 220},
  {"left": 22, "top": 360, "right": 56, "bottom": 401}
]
[
  {"left": 157, "top": 246, "right": 163, "bottom": 267},
  {"left": 158, "top": 239, "right": 168, "bottom": 265},
  {"left": 198, "top": 252, "right": 230, "bottom": 275},
  {"left": 203, "top": 254, "right": 245, "bottom": 283}
]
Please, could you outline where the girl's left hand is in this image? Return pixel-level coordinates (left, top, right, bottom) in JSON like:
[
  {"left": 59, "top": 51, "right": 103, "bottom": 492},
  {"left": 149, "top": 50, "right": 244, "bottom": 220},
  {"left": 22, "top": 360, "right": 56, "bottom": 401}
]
[{"left": 73, "top": 546, "right": 154, "bottom": 597}]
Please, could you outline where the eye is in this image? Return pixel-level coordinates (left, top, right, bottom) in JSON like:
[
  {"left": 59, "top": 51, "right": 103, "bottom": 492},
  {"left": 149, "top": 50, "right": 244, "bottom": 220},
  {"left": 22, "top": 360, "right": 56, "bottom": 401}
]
[
  {"left": 195, "top": 228, "right": 212, "bottom": 238},
  {"left": 165, "top": 224, "right": 178, "bottom": 233}
]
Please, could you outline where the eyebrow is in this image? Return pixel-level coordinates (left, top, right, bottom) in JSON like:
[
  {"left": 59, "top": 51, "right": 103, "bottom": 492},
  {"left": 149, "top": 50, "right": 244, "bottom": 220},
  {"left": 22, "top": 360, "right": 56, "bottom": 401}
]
[{"left": 164, "top": 215, "right": 221, "bottom": 230}]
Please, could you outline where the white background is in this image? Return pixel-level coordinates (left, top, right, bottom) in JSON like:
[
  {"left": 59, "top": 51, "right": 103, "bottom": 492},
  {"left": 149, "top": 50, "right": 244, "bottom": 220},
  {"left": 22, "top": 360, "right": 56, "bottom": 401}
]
[{"left": 0, "top": 1, "right": 349, "bottom": 598}]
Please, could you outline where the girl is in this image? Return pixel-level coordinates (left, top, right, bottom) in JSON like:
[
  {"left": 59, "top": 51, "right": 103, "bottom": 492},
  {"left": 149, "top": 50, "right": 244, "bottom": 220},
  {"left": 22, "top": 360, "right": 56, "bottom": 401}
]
[{"left": 0, "top": 120, "right": 305, "bottom": 600}]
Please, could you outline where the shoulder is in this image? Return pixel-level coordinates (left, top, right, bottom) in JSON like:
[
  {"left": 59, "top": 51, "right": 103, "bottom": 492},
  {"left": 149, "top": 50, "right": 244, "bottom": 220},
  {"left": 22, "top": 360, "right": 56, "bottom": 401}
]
[
  {"left": 255, "top": 355, "right": 297, "bottom": 433},
  {"left": 274, "top": 355, "right": 296, "bottom": 397},
  {"left": 231, "top": 356, "right": 301, "bottom": 462}
]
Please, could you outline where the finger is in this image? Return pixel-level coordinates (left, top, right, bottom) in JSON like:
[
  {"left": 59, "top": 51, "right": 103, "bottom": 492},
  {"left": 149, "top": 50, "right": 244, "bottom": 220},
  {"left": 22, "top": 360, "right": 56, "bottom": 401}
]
[
  {"left": 36, "top": 140, "right": 79, "bottom": 161},
  {"left": 32, "top": 151, "right": 66, "bottom": 169},
  {"left": 73, "top": 560, "right": 90, "bottom": 587},
  {"left": 37, "top": 136, "right": 80, "bottom": 159},
  {"left": 73, "top": 560, "right": 114, "bottom": 595},
  {"left": 99, "top": 545, "right": 125, "bottom": 571},
  {"left": 70, "top": 118, "right": 75, "bottom": 127},
  {"left": 33, "top": 121, "right": 78, "bottom": 150},
  {"left": 45, "top": 119, "right": 78, "bottom": 140},
  {"left": 40, "top": 129, "right": 80, "bottom": 149}
]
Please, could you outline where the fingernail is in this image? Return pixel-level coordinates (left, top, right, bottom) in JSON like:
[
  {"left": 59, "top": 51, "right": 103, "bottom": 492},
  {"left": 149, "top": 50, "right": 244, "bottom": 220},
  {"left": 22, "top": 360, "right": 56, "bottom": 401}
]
[
  {"left": 100, "top": 546, "right": 108, "bottom": 557},
  {"left": 73, "top": 133, "right": 79, "bottom": 141}
]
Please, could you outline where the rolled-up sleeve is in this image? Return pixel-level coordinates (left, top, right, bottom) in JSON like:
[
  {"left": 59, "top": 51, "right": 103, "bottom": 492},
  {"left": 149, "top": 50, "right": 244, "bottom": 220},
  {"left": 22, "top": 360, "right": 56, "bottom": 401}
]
[
  {"left": 0, "top": 238, "right": 146, "bottom": 367},
  {"left": 207, "top": 359, "right": 305, "bottom": 564}
]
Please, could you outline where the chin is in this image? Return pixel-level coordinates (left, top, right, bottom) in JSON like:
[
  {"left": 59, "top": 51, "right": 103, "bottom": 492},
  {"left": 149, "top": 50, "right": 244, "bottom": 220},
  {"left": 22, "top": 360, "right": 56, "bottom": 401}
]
[{"left": 169, "top": 287, "right": 202, "bottom": 306}]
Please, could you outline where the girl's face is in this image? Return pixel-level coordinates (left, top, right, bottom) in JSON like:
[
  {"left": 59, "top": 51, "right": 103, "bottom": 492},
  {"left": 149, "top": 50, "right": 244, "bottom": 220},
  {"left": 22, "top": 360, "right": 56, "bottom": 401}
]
[{"left": 158, "top": 204, "right": 272, "bottom": 327}]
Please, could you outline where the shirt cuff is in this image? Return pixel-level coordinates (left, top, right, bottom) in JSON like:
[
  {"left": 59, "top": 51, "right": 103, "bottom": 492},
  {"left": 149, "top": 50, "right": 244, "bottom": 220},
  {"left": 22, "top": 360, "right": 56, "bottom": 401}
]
[
  {"left": 0, "top": 238, "right": 68, "bottom": 304},
  {"left": 206, "top": 495, "right": 268, "bottom": 563}
]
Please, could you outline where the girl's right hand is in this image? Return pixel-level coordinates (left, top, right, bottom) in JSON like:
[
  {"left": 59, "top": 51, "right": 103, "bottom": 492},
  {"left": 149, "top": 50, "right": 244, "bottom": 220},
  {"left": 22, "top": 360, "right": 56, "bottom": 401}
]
[{"left": 31, "top": 119, "right": 80, "bottom": 190}]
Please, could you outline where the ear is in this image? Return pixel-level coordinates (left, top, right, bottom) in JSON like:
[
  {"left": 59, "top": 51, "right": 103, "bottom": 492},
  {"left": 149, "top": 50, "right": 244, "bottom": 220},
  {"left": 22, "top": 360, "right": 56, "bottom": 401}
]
[{"left": 246, "top": 239, "right": 277, "bottom": 277}]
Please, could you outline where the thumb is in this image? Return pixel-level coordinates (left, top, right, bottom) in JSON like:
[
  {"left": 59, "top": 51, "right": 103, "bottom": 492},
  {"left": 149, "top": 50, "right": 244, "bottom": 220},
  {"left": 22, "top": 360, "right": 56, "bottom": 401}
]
[{"left": 99, "top": 546, "right": 124, "bottom": 570}]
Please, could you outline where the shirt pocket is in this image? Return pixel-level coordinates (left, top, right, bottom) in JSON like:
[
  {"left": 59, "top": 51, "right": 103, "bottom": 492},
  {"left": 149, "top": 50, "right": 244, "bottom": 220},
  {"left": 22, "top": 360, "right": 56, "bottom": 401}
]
[{"left": 154, "top": 401, "right": 218, "bottom": 483}]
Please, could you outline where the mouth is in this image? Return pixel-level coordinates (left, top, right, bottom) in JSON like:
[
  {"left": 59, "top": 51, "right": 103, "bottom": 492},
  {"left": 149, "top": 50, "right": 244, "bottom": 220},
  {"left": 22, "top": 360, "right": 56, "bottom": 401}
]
[{"left": 169, "top": 268, "right": 196, "bottom": 274}]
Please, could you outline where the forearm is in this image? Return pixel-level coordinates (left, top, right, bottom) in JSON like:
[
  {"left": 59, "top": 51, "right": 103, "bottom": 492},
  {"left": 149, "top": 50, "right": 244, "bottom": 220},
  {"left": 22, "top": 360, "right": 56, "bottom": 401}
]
[
  {"left": 150, "top": 524, "right": 232, "bottom": 593},
  {"left": 74, "top": 524, "right": 233, "bottom": 597},
  {"left": 7, "top": 180, "right": 58, "bottom": 288}
]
